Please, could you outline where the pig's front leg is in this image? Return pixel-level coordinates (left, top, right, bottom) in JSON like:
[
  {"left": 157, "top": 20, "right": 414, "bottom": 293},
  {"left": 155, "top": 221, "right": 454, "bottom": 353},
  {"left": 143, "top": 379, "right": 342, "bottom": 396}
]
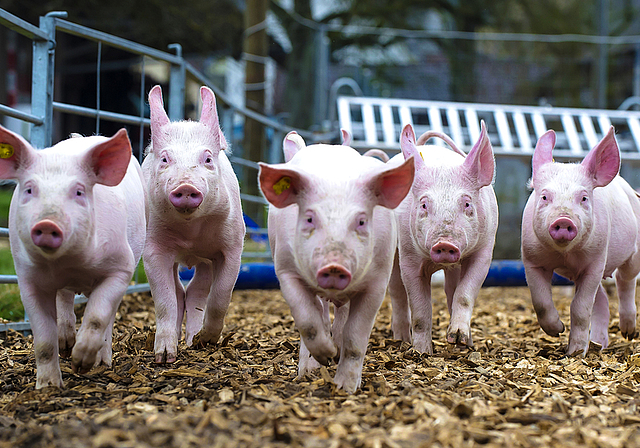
[
  {"left": 589, "top": 284, "right": 610, "bottom": 349},
  {"left": 56, "top": 289, "right": 76, "bottom": 358},
  {"left": 447, "top": 250, "right": 491, "bottom": 347},
  {"left": 332, "top": 302, "right": 349, "bottom": 359},
  {"left": 567, "top": 269, "right": 603, "bottom": 356},
  {"left": 334, "top": 286, "right": 386, "bottom": 393},
  {"left": 20, "top": 282, "right": 62, "bottom": 388},
  {"left": 72, "top": 274, "right": 128, "bottom": 373},
  {"left": 297, "top": 299, "right": 328, "bottom": 378},
  {"left": 184, "top": 261, "right": 212, "bottom": 346},
  {"left": 388, "top": 251, "right": 411, "bottom": 342},
  {"left": 400, "top": 255, "right": 433, "bottom": 354},
  {"left": 197, "top": 250, "right": 241, "bottom": 346},
  {"left": 280, "top": 272, "right": 336, "bottom": 365},
  {"left": 523, "top": 263, "right": 564, "bottom": 337},
  {"left": 144, "top": 246, "right": 180, "bottom": 363}
]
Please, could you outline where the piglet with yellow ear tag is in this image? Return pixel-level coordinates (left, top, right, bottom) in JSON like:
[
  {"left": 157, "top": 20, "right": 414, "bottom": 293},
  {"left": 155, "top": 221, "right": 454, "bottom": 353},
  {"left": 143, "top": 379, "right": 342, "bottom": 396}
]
[
  {"left": 259, "top": 131, "right": 415, "bottom": 393},
  {"left": 0, "top": 125, "right": 146, "bottom": 388}
]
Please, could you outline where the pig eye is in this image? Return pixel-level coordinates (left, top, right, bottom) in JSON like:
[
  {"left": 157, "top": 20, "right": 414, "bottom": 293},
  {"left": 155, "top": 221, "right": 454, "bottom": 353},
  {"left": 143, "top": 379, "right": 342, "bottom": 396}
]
[
  {"left": 582, "top": 196, "right": 588, "bottom": 202},
  {"left": 541, "top": 195, "right": 547, "bottom": 201},
  {"left": 307, "top": 216, "right": 313, "bottom": 223},
  {"left": 205, "top": 157, "right": 212, "bottom": 164},
  {"left": 25, "top": 187, "right": 32, "bottom": 195},
  {"left": 76, "top": 190, "right": 83, "bottom": 197},
  {"left": 161, "top": 157, "right": 168, "bottom": 163}
]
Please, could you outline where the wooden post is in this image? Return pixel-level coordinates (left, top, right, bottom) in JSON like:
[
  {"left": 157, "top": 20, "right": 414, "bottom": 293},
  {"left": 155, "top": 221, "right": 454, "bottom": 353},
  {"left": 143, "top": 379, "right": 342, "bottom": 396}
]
[{"left": 243, "top": 0, "right": 268, "bottom": 222}]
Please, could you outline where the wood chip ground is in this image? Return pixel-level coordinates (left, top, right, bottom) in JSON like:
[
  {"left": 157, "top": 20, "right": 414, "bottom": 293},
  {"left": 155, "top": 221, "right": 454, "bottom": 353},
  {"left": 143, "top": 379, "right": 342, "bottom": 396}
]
[{"left": 2, "top": 286, "right": 640, "bottom": 447}]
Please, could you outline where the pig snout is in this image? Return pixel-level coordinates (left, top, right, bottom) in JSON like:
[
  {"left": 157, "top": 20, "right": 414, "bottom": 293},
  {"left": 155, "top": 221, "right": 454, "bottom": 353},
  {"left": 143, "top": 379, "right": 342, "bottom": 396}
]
[
  {"left": 430, "top": 241, "right": 461, "bottom": 264},
  {"left": 31, "top": 220, "right": 63, "bottom": 251},
  {"left": 316, "top": 264, "right": 352, "bottom": 290},
  {"left": 549, "top": 217, "right": 577, "bottom": 243},
  {"left": 170, "top": 184, "right": 203, "bottom": 212}
]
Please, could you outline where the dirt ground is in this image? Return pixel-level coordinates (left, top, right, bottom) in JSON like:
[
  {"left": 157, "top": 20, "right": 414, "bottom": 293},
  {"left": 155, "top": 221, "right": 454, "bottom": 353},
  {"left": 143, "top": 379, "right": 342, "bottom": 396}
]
[{"left": 1, "top": 285, "right": 640, "bottom": 447}]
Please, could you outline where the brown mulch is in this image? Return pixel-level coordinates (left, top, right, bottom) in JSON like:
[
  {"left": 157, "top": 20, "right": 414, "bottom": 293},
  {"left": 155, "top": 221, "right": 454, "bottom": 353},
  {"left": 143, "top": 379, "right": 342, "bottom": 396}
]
[{"left": 2, "top": 285, "right": 640, "bottom": 447}]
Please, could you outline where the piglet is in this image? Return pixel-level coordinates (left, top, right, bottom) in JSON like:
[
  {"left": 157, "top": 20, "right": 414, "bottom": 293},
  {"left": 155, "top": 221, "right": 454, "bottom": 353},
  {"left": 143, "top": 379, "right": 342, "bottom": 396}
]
[
  {"left": 259, "top": 132, "right": 414, "bottom": 392},
  {"left": 0, "top": 126, "right": 146, "bottom": 388},
  {"left": 521, "top": 127, "right": 640, "bottom": 355},
  {"left": 388, "top": 123, "right": 499, "bottom": 354},
  {"left": 142, "top": 85, "right": 245, "bottom": 363}
]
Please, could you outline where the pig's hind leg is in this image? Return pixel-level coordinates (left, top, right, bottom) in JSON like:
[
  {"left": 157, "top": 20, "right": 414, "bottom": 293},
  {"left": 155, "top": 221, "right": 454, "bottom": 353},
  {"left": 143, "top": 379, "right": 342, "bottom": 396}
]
[
  {"left": 615, "top": 255, "right": 640, "bottom": 340},
  {"left": 184, "top": 261, "right": 212, "bottom": 346},
  {"left": 388, "top": 252, "right": 411, "bottom": 342},
  {"left": 56, "top": 289, "right": 76, "bottom": 358}
]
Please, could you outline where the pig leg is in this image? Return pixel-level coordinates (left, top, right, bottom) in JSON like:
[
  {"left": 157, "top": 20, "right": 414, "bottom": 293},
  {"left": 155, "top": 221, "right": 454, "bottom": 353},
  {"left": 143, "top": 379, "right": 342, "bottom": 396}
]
[
  {"left": 523, "top": 263, "right": 565, "bottom": 337},
  {"left": 444, "top": 266, "right": 461, "bottom": 315},
  {"left": 198, "top": 251, "right": 241, "bottom": 346},
  {"left": 566, "top": 271, "right": 602, "bottom": 356},
  {"left": 174, "top": 263, "right": 186, "bottom": 340},
  {"left": 280, "top": 273, "right": 336, "bottom": 365},
  {"left": 388, "top": 252, "right": 411, "bottom": 342},
  {"left": 400, "top": 257, "right": 433, "bottom": 354},
  {"left": 297, "top": 298, "right": 332, "bottom": 378},
  {"left": 589, "top": 284, "right": 610, "bottom": 349},
  {"left": 56, "top": 289, "right": 76, "bottom": 358},
  {"left": 447, "top": 252, "right": 490, "bottom": 347},
  {"left": 184, "top": 262, "right": 212, "bottom": 346},
  {"left": 94, "top": 310, "right": 117, "bottom": 367},
  {"left": 332, "top": 302, "right": 350, "bottom": 360},
  {"left": 334, "top": 287, "right": 386, "bottom": 393},
  {"left": 145, "top": 247, "right": 180, "bottom": 363},
  {"left": 72, "top": 274, "right": 128, "bottom": 373},
  {"left": 21, "top": 283, "right": 62, "bottom": 388},
  {"left": 615, "top": 257, "right": 640, "bottom": 340}
]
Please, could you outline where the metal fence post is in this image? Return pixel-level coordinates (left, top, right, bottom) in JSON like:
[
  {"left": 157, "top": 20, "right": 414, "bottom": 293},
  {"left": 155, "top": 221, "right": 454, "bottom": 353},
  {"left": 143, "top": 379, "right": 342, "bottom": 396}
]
[
  {"left": 168, "top": 43, "right": 185, "bottom": 121},
  {"left": 30, "top": 12, "right": 66, "bottom": 148}
]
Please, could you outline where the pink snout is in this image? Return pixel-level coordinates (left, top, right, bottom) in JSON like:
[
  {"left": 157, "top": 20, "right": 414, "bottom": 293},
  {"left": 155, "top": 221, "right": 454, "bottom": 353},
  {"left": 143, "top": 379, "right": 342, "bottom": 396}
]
[
  {"left": 430, "top": 241, "right": 461, "bottom": 264},
  {"left": 31, "top": 220, "right": 63, "bottom": 251},
  {"left": 549, "top": 217, "right": 578, "bottom": 243},
  {"left": 170, "top": 184, "right": 203, "bottom": 212},
  {"left": 316, "top": 264, "right": 352, "bottom": 290}
]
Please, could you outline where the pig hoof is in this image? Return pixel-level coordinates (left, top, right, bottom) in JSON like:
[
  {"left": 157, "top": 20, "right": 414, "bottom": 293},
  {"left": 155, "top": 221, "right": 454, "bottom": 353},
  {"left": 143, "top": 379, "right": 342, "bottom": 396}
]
[
  {"left": 155, "top": 349, "right": 177, "bottom": 364},
  {"left": 59, "top": 347, "right": 72, "bottom": 359},
  {"left": 312, "top": 354, "right": 331, "bottom": 366},
  {"left": 623, "top": 330, "right": 639, "bottom": 341},
  {"left": 446, "top": 329, "right": 473, "bottom": 347},
  {"left": 541, "top": 320, "right": 565, "bottom": 337}
]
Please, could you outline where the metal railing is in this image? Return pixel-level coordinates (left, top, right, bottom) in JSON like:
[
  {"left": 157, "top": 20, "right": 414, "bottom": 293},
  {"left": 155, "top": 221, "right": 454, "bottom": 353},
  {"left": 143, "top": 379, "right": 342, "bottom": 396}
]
[
  {"left": 0, "top": 8, "right": 336, "bottom": 332},
  {"left": 338, "top": 95, "right": 640, "bottom": 162}
]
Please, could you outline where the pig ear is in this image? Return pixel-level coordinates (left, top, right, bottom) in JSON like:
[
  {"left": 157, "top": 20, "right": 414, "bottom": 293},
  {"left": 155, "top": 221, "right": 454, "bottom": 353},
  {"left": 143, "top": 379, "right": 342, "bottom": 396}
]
[
  {"left": 258, "top": 162, "right": 309, "bottom": 208},
  {"left": 532, "top": 129, "right": 556, "bottom": 186},
  {"left": 366, "top": 156, "right": 415, "bottom": 209},
  {"left": 341, "top": 128, "right": 352, "bottom": 146},
  {"left": 149, "top": 85, "right": 169, "bottom": 152},
  {"left": 85, "top": 129, "right": 132, "bottom": 187},
  {"left": 283, "top": 131, "right": 306, "bottom": 162},
  {"left": 462, "top": 120, "right": 495, "bottom": 188},
  {"left": 0, "top": 125, "right": 36, "bottom": 179},
  {"left": 400, "top": 124, "right": 424, "bottom": 170},
  {"left": 200, "top": 86, "right": 228, "bottom": 151},
  {"left": 581, "top": 126, "right": 620, "bottom": 188}
]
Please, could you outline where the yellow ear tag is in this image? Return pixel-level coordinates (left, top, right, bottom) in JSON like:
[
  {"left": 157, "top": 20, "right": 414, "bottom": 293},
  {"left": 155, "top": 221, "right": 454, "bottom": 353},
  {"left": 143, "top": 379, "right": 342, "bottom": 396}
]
[
  {"left": 0, "top": 144, "right": 14, "bottom": 159},
  {"left": 273, "top": 176, "right": 291, "bottom": 195},
  {"left": 419, "top": 151, "right": 424, "bottom": 161}
]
